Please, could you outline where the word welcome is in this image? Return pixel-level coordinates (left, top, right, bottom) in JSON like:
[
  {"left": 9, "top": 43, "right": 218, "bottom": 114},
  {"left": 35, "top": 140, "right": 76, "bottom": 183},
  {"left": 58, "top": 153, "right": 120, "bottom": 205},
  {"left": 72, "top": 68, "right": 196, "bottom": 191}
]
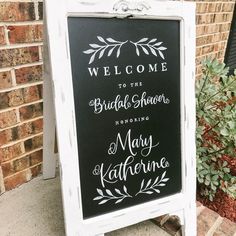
[{"left": 88, "top": 62, "right": 168, "bottom": 77}]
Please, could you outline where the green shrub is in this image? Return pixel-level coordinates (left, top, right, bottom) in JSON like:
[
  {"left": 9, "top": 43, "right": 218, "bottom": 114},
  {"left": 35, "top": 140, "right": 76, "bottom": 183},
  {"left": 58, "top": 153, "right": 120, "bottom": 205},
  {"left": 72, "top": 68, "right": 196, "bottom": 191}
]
[{"left": 196, "top": 58, "right": 236, "bottom": 201}]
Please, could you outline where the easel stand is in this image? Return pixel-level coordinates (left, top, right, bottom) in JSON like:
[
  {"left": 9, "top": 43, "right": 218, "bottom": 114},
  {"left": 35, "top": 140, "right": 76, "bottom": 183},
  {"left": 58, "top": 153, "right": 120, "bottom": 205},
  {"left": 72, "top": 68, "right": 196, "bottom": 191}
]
[
  {"left": 43, "top": 14, "right": 57, "bottom": 180},
  {"left": 44, "top": 1, "right": 197, "bottom": 235}
]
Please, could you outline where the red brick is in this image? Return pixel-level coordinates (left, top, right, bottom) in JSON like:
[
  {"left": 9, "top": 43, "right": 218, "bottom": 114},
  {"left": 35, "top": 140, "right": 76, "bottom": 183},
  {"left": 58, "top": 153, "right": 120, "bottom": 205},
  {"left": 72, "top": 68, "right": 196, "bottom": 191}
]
[
  {"left": 31, "top": 164, "right": 42, "bottom": 177},
  {"left": 0, "top": 110, "right": 18, "bottom": 129},
  {"left": 0, "top": 129, "right": 13, "bottom": 146},
  {"left": 197, "top": 208, "right": 219, "bottom": 236},
  {"left": 0, "top": 93, "right": 9, "bottom": 109},
  {"left": 0, "top": 89, "right": 24, "bottom": 109},
  {"left": 24, "top": 135, "right": 43, "bottom": 152},
  {"left": 197, "top": 14, "right": 215, "bottom": 25},
  {"left": 23, "top": 86, "right": 40, "bottom": 103},
  {"left": 1, "top": 162, "right": 14, "bottom": 177},
  {"left": 0, "top": 143, "right": 24, "bottom": 163},
  {"left": 8, "top": 89, "right": 24, "bottom": 107},
  {"left": 221, "top": 3, "right": 235, "bottom": 12},
  {"left": 38, "top": 2, "right": 43, "bottom": 20},
  {"left": 215, "top": 13, "right": 233, "bottom": 23},
  {"left": 197, "top": 35, "right": 213, "bottom": 47},
  {"left": 8, "top": 25, "right": 43, "bottom": 44},
  {"left": 19, "top": 103, "right": 43, "bottom": 121},
  {"left": 15, "top": 65, "right": 43, "bottom": 84},
  {"left": 0, "top": 71, "right": 12, "bottom": 89},
  {"left": 221, "top": 32, "right": 229, "bottom": 41},
  {"left": 214, "top": 42, "right": 226, "bottom": 52},
  {"left": 32, "top": 135, "right": 43, "bottom": 148},
  {"left": 30, "top": 150, "right": 42, "bottom": 166},
  {"left": 0, "top": 3, "right": 35, "bottom": 22},
  {"left": 17, "top": 122, "right": 33, "bottom": 139},
  {"left": 0, "top": 26, "right": 6, "bottom": 45},
  {"left": 213, "top": 218, "right": 236, "bottom": 236},
  {"left": 220, "top": 23, "right": 231, "bottom": 32},
  {"left": 196, "top": 47, "right": 202, "bottom": 57},
  {"left": 196, "top": 3, "right": 208, "bottom": 14},
  {"left": 4, "top": 169, "right": 32, "bottom": 191},
  {"left": 14, "top": 156, "right": 30, "bottom": 172},
  {"left": 38, "top": 84, "right": 43, "bottom": 98},
  {"left": 0, "top": 47, "right": 39, "bottom": 68},
  {"left": 32, "top": 118, "right": 43, "bottom": 133},
  {"left": 1, "top": 120, "right": 43, "bottom": 144},
  {"left": 202, "top": 45, "right": 214, "bottom": 55},
  {"left": 204, "top": 24, "right": 220, "bottom": 34},
  {"left": 207, "top": 3, "right": 222, "bottom": 13}
]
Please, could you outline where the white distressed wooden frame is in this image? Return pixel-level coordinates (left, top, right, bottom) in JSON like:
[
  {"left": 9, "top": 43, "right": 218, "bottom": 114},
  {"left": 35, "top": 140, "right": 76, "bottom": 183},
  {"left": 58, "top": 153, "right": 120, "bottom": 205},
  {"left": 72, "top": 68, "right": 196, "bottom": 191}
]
[
  {"left": 45, "top": 1, "right": 196, "bottom": 235},
  {"left": 43, "top": 12, "right": 57, "bottom": 179}
]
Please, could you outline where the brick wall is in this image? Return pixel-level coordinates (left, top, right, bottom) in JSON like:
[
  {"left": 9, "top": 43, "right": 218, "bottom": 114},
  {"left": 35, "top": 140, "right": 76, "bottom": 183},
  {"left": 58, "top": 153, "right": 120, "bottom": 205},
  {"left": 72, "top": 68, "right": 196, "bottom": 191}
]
[
  {"left": 0, "top": 0, "right": 235, "bottom": 192},
  {"left": 195, "top": 0, "right": 235, "bottom": 79},
  {"left": 0, "top": 1, "right": 43, "bottom": 193}
]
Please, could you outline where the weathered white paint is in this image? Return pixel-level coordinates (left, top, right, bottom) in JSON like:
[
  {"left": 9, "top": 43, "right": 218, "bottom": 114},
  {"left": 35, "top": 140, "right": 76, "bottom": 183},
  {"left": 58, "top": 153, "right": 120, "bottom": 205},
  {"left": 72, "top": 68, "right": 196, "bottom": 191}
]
[
  {"left": 44, "top": 1, "right": 196, "bottom": 235},
  {"left": 43, "top": 12, "right": 57, "bottom": 180}
]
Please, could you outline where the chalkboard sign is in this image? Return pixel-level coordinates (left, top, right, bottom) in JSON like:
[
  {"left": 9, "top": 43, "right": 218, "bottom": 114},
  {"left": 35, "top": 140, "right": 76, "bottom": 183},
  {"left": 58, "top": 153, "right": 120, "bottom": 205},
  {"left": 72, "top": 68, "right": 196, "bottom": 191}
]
[
  {"left": 46, "top": 1, "right": 196, "bottom": 235},
  {"left": 68, "top": 17, "right": 181, "bottom": 219}
]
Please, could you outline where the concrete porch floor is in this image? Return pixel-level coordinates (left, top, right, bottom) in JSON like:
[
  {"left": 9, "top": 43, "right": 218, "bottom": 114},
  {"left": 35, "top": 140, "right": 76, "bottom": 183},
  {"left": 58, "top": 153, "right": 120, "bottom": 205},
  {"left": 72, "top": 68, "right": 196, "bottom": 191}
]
[{"left": 0, "top": 174, "right": 170, "bottom": 236}]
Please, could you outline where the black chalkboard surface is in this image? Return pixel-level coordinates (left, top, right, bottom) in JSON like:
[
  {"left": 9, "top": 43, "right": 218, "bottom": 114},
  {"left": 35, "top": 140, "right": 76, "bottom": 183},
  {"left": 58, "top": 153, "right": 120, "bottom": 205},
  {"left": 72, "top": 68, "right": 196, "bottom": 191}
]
[{"left": 68, "top": 17, "right": 181, "bottom": 219}]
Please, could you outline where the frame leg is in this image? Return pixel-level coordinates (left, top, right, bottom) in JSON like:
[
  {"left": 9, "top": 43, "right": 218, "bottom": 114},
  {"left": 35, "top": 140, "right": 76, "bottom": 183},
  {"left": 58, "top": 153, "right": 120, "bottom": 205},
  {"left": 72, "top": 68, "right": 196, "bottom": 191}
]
[
  {"left": 182, "top": 203, "right": 197, "bottom": 236},
  {"left": 43, "top": 18, "right": 57, "bottom": 180},
  {"left": 42, "top": 77, "right": 57, "bottom": 179}
]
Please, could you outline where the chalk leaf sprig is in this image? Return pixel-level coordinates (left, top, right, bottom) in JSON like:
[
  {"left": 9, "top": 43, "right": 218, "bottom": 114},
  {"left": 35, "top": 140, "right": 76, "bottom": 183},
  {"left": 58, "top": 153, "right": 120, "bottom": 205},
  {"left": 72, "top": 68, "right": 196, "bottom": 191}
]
[
  {"left": 83, "top": 36, "right": 128, "bottom": 64},
  {"left": 93, "top": 186, "right": 132, "bottom": 205},
  {"left": 136, "top": 171, "right": 169, "bottom": 196},
  {"left": 130, "top": 38, "right": 167, "bottom": 59}
]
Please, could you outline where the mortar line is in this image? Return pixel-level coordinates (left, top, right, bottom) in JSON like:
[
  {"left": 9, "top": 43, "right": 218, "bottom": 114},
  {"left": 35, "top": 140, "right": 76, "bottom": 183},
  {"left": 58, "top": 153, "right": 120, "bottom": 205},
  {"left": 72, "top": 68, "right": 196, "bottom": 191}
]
[
  {"left": 0, "top": 0, "right": 43, "bottom": 2},
  {"left": 0, "top": 115, "right": 43, "bottom": 132},
  {"left": 1, "top": 147, "right": 43, "bottom": 165},
  {"left": 0, "top": 42, "right": 43, "bottom": 50},
  {"left": 10, "top": 68, "right": 17, "bottom": 87},
  {"left": 0, "top": 61, "right": 43, "bottom": 73},
  {"left": 4, "top": 25, "right": 10, "bottom": 45},
  {"left": 0, "top": 80, "right": 43, "bottom": 93},
  {"left": 0, "top": 21, "right": 43, "bottom": 27},
  {"left": 0, "top": 132, "right": 43, "bottom": 148},
  {"left": 34, "top": 1, "right": 39, "bottom": 21},
  {"left": 206, "top": 216, "right": 223, "bottom": 236},
  {"left": 0, "top": 99, "right": 43, "bottom": 113},
  {"left": 0, "top": 167, "right": 6, "bottom": 194},
  {"left": 196, "top": 40, "right": 227, "bottom": 49},
  {"left": 3, "top": 162, "right": 43, "bottom": 180},
  {"left": 196, "top": 30, "right": 231, "bottom": 38}
]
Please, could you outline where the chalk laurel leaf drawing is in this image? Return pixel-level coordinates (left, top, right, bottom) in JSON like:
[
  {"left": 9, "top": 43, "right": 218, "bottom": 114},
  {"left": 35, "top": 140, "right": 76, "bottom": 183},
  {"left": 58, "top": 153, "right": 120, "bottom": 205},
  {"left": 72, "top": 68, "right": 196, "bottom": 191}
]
[
  {"left": 83, "top": 36, "right": 128, "bottom": 64},
  {"left": 130, "top": 38, "right": 167, "bottom": 59},
  {"left": 93, "top": 186, "right": 132, "bottom": 205},
  {"left": 135, "top": 171, "right": 169, "bottom": 196}
]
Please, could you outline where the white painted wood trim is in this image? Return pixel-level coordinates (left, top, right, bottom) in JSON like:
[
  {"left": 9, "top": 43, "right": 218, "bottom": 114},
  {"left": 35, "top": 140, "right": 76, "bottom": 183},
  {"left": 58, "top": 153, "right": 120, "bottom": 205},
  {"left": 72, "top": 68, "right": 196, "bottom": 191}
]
[{"left": 42, "top": 13, "right": 57, "bottom": 180}]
